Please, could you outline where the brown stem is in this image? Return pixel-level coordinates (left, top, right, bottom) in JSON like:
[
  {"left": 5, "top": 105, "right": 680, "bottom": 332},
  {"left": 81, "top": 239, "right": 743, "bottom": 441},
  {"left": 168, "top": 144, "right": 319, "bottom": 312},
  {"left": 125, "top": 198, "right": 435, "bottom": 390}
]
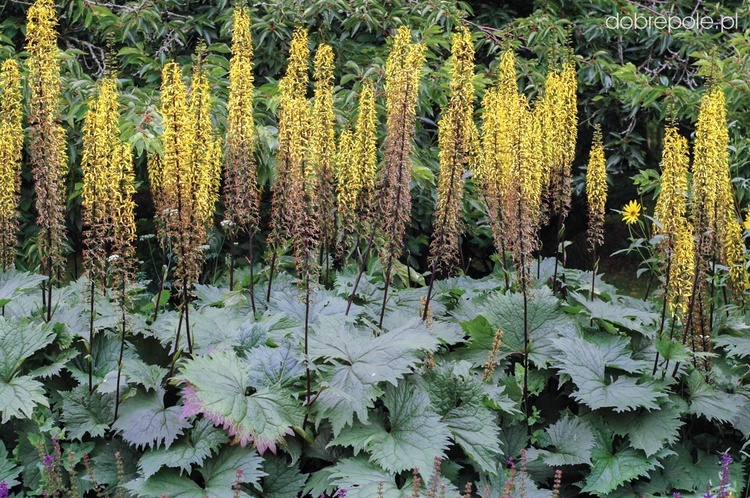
[
  {"left": 113, "top": 278, "right": 127, "bottom": 422},
  {"left": 346, "top": 225, "right": 377, "bottom": 315},
  {"left": 266, "top": 250, "right": 277, "bottom": 302},
  {"left": 248, "top": 227, "right": 256, "bottom": 314},
  {"left": 89, "top": 280, "right": 95, "bottom": 393},
  {"left": 304, "top": 275, "right": 311, "bottom": 406},
  {"left": 152, "top": 254, "right": 168, "bottom": 322},
  {"left": 183, "top": 278, "right": 192, "bottom": 355},
  {"left": 229, "top": 231, "right": 235, "bottom": 291},
  {"left": 168, "top": 307, "right": 184, "bottom": 378},
  {"left": 378, "top": 257, "right": 394, "bottom": 329},
  {"left": 590, "top": 246, "right": 597, "bottom": 301}
]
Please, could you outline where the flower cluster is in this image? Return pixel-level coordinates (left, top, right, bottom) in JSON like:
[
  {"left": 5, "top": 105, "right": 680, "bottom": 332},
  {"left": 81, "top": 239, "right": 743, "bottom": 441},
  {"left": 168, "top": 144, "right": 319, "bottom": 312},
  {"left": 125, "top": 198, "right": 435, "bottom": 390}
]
[
  {"left": 81, "top": 77, "right": 136, "bottom": 287},
  {"left": 151, "top": 62, "right": 221, "bottom": 289},
  {"left": 223, "top": 6, "right": 259, "bottom": 236},
  {"left": 0, "top": 59, "right": 23, "bottom": 269},
  {"left": 586, "top": 125, "right": 607, "bottom": 250},
  {"left": 26, "top": 0, "right": 69, "bottom": 280},
  {"left": 428, "top": 26, "right": 479, "bottom": 276},
  {"left": 376, "top": 26, "right": 426, "bottom": 264}
]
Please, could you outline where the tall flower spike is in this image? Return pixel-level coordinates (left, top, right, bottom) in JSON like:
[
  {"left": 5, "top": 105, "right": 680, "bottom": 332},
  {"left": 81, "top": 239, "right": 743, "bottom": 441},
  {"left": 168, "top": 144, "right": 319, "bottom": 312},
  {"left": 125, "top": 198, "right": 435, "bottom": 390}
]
[
  {"left": 541, "top": 62, "right": 578, "bottom": 218},
  {"left": 268, "top": 29, "right": 316, "bottom": 284},
  {"left": 692, "top": 86, "right": 726, "bottom": 248},
  {"left": 668, "top": 217, "right": 696, "bottom": 318},
  {"left": 81, "top": 77, "right": 121, "bottom": 283},
  {"left": 354, "top": 82, "right": 377, "bottom": 219},
  {"left": 654, "top": 126, "right": 689, "bottom": 238},
  {"left": 27, "top": 0, "right": 69, "bottom": 285},
  {"left": 309, "top": 43, "right": 337, "bottom": 268},
  {"left": 427, "top": 26, "right": 479, "bottom": 276},
  {"left": 223, "top": 6, "right": 259, "bottom": 235},
  {"left": 586, "top": 125, "right": 607, "bottom": 250},
  {"left": 475, "top": 50, "right": 520, "bottom": 270},
  {"left": 0, "top": 59, "right": 23, "bottom": 270},
  {"left": 693, "top": 86, "right": 748, "bottom": 295},
  {"left": 376, "top": 26, "right": 426, "bottom": 264}
]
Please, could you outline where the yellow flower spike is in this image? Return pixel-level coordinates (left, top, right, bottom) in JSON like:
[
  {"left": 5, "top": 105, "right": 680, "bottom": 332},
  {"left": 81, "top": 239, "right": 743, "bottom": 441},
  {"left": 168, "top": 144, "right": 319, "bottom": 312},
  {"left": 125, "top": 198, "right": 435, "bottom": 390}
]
[
  {"left": 540, "top": 62, "right": 578, "bottom": 218},
  {"left": 377, "top": 26, "right": 426, "bottom": 264},
  {"left": 190, "top": 66, "right": 221, "bottom": 229},
  {"left": 622, "top": 200, "right": 641, "bottom": 225},
  {"left": 586, "top": 125, "right": 607, "bottom": 250},
  {"left": 668, "top": 217, "right": 696, "bottom": 317},
  {"left": 81, "top": 77, "right": 121, "bottom": 281},
  {"left": 223, "top": 6, "right": 259, "bottom": 234},
  {"left": 428, "top": 26, "right": 479, "bottom": 275},
  {"left": 336, "top": 130, "right": 358, "bottom": 214},
  {"left": 355, "top": 82, "right": 377, "bottom": 202},
  {"left": 0, "top": 59, "right": 23, "bottom": 269},
  {"left": 308, "top": 43, "right": 336, "bottom": 249},
  {"left": 654, "top": 126, "right": 689, "bottom": 238},
  {"left": 744, "top": 211, "right": 750, "bottom": 231},
  {"left": 723, "top": 213, "right": 749, "bottom": 294},
  {"left": 27, "top": 0, "right": 69, "bottom": 280}
]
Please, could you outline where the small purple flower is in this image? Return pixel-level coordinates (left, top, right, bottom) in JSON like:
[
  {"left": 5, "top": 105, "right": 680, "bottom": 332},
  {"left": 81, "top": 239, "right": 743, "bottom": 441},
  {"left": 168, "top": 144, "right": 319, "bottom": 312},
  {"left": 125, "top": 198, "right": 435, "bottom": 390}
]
[
  {"left": 0, "top": 480, "right": 9, "bottom": 498},
  {"left": 718, "top": 452, "right": 732, "bottom": 498},
  {"left": 673, "top": 493, "right": 681, "bottom": 498},
  {"left": 43, "top": 454, "right": 54, "bottom": 468},
  {"left": 336, "top": 489, "right": 347, "bottom": 498}
]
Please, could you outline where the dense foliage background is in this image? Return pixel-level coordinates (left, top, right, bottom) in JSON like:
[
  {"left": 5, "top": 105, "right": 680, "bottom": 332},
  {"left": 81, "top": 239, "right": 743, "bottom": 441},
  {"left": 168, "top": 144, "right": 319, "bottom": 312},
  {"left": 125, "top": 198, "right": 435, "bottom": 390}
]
[{"left": 1, "top": 0, "right": 750, "bottom": 497}]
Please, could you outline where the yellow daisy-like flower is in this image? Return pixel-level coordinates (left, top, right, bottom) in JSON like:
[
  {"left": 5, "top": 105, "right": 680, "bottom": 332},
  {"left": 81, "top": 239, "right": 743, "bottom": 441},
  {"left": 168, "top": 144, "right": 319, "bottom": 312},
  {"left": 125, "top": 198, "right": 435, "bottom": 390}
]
[
  {"left": 744, "top": 211, "right": 750, "bottom": 230},
  {"left": 622, "top": 200, "right": 641, "bottom": 225}
]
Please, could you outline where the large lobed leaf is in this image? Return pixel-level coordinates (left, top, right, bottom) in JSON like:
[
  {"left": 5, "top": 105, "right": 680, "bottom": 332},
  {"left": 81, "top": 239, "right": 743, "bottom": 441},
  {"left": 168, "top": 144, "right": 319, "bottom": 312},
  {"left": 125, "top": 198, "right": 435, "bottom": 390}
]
[
  {"left": 176, "top": 350, "right": 304, "bottom": 454},
  {"left": 480, "top": 286, "right": 577, "bottom": 367},
  {"left": 138, "top": 418, "right": 229, "bottom": 479},
  {"left": 330, "top": 383, "right": 451, "bottom": 481},
  {"left": 423, "top": 361, "right": 502, "bottom": 473},
  {"left": 309, "top": 319, "right": 440, "bottom": 436},
  {"left": 112, "top": 388, "right": 191, "bottom": 450},
  {"left": 125, "top": 445, "right": 265, "bottom": 498},
  {"left": 581, "top": 427, "right": 659, "bottom": 496},
  {"left": 552, "top": 334, "right": 666, "bottom": 412},
  {"left": 536, "top": 414, "right": 595, "bottom": 466}
]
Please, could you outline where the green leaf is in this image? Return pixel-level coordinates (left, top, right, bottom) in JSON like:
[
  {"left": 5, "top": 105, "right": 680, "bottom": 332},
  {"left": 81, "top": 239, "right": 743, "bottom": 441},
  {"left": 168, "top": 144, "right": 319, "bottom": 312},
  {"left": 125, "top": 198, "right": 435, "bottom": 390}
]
[
  {"left": 552, "top": 334, "right": 666, "bottom": 411},
  {"left": 327, "top": 457, "right": 402, "bottom": 498},
  {"left": 608, "top": 402, "right": 684, "bottom": 457},
  {"left": 122, "top": 357, "right": 168, "bottom": 392},
  {"left": 0, "top": 440, "right": 22, "bottom": 487},
  {"left": 260, "top": 454, "right": 308, "bottom": 498},
  {"left": 713, "top": 334, "right": 750, "bottom": 358},
  {"left": 0, "top": 376, "right": 48, "bottom": 423},
  {"left": 112, "top": 388, "right": 191, "bottom": 450},
  {"left": 138, "top": 418, "right": 229, "bottom": 479},
  {"left": 537, "top": 414, "right": 595, "bottom": 466},
  {"left": 199, "top": 444, "right": 265, "bottom": 492},
  {"left": 331, "top": 383, "right": 450, "bottom": 479},
  {"left": 582, "top": 429, "right": 658, "bottom": 496},
  {"left": 570, "top": 291, "right": 658, "bottom": 336},
  {"left": 126, "top": 445, "right": 265, "bottom": 498},
  {"left": 246, "top": 345, "right": 304, "bottom": 390},
  {"left": 310, "top": 320, "right": 439, "bottom": 436},
  {"left": 482, "top": 287, "right": 577, "bottom": 367},
  {"left": 423, "top": 362, "right": 501, "bottom": 473},
  {"left": 687, "top": 370, "right": 743, "bottom": 423},
  {"left": 59, "top": 386, "right": 114, "bottom": 440},
  {"left": 124, "top": 468, "right": 208, "bottom": 497},
  {"left": 0, "top": 318, "right": 55, "bottom": 380},
  {"left": 0, "top": 269, "right": 46, "bottom": 309},
  {"left": 176, "top": 351, "right": 304, "bottom": 454}
]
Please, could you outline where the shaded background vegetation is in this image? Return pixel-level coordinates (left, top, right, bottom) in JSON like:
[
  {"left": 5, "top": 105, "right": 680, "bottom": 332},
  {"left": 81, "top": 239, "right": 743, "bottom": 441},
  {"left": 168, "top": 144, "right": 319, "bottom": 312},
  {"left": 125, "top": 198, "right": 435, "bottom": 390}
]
[{"left": 1, "top": 0, "right": 750, "bottom": 287}]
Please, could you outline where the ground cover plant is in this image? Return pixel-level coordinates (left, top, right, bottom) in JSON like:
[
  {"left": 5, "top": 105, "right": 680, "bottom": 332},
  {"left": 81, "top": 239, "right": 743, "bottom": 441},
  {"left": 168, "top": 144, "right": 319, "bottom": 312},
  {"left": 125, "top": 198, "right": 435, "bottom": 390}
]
[{"left": 0, "top": 0, "right": 750, "bottom": 496}]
